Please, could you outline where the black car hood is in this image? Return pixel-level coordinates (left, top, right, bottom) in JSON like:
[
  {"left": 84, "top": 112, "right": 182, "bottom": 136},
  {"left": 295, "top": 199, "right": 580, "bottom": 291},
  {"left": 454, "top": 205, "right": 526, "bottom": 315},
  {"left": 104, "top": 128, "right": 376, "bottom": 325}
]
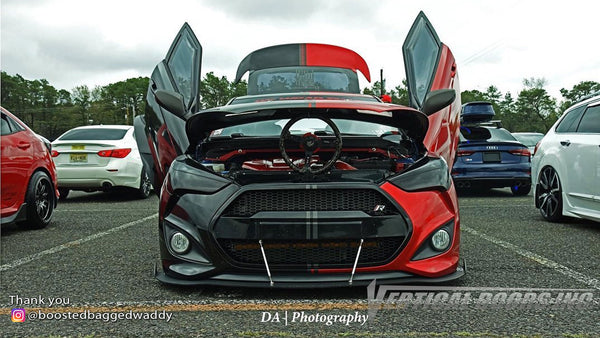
[{"left": 185, "top": 96, "right": 429, "bottom": 146}]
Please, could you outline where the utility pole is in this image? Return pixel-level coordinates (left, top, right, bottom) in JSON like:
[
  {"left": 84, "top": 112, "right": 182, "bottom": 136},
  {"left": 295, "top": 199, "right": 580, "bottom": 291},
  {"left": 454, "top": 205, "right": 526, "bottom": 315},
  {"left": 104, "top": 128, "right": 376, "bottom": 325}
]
[{"left": 380, "top": 69, "right": 385, "bottom": 96}]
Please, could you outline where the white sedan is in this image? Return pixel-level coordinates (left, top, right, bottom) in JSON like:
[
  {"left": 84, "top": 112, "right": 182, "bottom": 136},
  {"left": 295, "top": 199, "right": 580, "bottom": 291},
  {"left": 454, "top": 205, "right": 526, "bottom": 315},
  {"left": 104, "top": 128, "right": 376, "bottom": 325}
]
[
  {"left": 532, "top": 94, "right": 600, "bottom": 222},
  {"left": 51, "top": 125, "right": 151, "bottom": 199}
]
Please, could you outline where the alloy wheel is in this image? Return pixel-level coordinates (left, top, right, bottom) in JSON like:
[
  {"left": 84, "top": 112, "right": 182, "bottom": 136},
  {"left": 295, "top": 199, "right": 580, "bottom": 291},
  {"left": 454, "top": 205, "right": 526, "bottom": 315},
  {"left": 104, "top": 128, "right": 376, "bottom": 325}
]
[{"left": 537, "top": 166, "right": 562, "bottom": 221}]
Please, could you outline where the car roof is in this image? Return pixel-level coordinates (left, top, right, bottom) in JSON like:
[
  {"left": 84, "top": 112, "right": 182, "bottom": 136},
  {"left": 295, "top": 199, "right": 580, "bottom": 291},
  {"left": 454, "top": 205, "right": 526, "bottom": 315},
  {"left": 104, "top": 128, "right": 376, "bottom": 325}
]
[
  {"left": 565, "top": 94, "right": 600, "bottom": 113},
  {"left": 68, "top": 125, "right": 132, "bottom": 130},
  {"left": 512, "top": 132, "right": 544, "bottom": 135}
]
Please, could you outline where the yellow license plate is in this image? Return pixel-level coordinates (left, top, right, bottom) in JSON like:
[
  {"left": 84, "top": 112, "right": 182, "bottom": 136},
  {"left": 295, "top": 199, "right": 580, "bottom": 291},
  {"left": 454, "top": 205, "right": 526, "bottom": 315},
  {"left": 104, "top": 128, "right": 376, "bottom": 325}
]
[
  {"left": 70, "top": 153, "right": 88, "bottom": 163},
  {"left": 72, "top": 145, "right": 85, "bottom": 150}
]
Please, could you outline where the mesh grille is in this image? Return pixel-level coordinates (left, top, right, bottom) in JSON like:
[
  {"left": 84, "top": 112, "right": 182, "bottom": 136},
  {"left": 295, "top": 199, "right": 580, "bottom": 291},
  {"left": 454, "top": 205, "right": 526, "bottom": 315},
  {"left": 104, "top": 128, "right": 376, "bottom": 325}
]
[
  {"left": 223, "top": 189, "right": 396, "bottom": 217},
  {"left": 218, "top": 237, "right": 403, "bottom": 268}
]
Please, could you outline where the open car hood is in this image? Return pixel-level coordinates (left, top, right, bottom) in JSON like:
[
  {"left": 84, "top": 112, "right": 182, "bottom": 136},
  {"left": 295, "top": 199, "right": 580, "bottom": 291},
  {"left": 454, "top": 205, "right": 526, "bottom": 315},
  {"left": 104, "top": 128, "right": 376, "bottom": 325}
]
[{"left": 185, "top": 97, "right": 429, "bottom": 147}]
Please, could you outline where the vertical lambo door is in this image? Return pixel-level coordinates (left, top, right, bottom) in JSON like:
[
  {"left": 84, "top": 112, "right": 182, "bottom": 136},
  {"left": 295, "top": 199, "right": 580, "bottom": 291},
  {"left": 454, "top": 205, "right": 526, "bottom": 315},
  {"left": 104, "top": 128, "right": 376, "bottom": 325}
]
[
  {"left": 135, "top": 23, "right": 202, "bottom": 191},
  {"left": 403, "top": 11, "right": 461, "bottom": 167}
]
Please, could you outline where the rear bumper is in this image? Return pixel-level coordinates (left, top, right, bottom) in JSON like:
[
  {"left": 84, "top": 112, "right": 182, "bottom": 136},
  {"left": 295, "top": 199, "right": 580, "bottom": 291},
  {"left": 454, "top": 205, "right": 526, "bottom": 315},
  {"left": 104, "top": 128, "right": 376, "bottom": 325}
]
[
  {"left": 56, "top": 164, "right": 141, "bottom": 189},
  {"left": 452, "top": 176, "right": 531, "bottom": 188}
]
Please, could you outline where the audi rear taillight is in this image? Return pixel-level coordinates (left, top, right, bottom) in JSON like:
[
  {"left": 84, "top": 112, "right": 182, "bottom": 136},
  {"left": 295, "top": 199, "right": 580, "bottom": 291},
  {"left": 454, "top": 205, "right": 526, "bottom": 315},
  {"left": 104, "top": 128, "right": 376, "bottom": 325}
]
[
  {"left": 51, "top": 150, "right": 60, "bottom": 157},
  {"left": 456, "top": 150, "right": 475, "bottom": 157},
  {"left": 508, "top": 148, "right": 531, "bottom": 157},
  {"left": 97, "top": 148, "right": 132, "bottom": 158}
]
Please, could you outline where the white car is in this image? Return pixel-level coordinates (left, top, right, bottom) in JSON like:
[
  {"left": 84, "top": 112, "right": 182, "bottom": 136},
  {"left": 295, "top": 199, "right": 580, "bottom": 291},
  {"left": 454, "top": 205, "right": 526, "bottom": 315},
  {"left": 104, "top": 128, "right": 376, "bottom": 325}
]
[
  {"left": 51, "top": 125, "right": 151, "bottom": 199},
  {"left": 532, "top": 94, "right": 600, "bottom": 222}
]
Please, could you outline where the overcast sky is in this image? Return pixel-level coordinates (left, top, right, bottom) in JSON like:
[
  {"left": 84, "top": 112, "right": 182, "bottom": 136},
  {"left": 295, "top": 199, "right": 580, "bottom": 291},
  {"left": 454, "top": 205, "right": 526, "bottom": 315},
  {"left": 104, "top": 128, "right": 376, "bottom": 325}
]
[{"left": 2, "top": 0, "right": 598, "bottom": 100}]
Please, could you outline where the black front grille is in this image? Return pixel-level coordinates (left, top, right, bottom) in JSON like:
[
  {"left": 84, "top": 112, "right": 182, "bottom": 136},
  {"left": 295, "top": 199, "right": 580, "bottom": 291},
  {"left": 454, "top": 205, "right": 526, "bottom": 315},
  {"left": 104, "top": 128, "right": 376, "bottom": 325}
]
[
  {"left": 223, "top": 189, "right": 397, "bottom": 217},
  {"left": 218, "top": 237, "right": 403, "bottom": 268}
]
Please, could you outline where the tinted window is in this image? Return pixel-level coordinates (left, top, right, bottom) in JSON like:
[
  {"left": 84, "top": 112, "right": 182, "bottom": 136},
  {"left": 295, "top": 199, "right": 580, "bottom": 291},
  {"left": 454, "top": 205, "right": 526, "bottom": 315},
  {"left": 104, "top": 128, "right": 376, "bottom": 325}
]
[
  {"left": 58, "top": 128, "right": 128, "bottom": 141},
  {"left": 167, "top": 31, "right": 196, "bottom": 107},
  {"left": 459, "top": 127, "right": 516, "bottom": 142},
  {"left": 248, "top": 67, "right": 359, "bottom": 95},
  {"left": 403, "top": 15, "right": 440, "bottom": 108},
  {"left": 556, "top": 105, "right": 585, "bottom": 133},
  {"left": 1, "top": 114, "right": 11, "bottom": 135},
  {"left": 1, "top": 113, "right": 24, "bottom": 135},
  {"left": 576, "top": 105, "right": 600, "bottom": 133},
  {"left": 213, "top": 119, "right": 396, "bottom": 137}
]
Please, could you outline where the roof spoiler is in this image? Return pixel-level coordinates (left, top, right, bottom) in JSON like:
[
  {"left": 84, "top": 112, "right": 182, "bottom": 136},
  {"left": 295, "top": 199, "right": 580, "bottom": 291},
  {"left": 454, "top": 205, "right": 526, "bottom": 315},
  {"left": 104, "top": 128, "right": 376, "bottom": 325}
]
[{"left": 234, "top": 43, "right": 371, "bottom": 83}]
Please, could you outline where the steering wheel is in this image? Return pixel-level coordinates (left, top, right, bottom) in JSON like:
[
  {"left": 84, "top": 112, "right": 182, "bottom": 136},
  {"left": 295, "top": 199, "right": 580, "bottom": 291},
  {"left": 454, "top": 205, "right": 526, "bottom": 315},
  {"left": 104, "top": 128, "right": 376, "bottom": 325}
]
[{"left": 279, "top": 116, "right": 343, "bottom": 174}]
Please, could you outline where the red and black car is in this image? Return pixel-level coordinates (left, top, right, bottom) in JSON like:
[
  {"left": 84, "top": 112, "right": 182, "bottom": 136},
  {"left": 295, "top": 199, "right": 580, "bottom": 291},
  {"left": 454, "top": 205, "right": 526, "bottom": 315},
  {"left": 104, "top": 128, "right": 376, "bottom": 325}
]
[{"left": 135, "top": 11, "right": 464, "bottom": 287}]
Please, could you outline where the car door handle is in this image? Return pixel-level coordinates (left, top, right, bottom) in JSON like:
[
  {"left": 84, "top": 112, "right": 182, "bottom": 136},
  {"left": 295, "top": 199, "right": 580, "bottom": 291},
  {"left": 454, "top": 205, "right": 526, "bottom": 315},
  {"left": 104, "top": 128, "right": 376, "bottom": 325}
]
[
  {"left": 560, "top": 140, "right": 571, "bottom": 147},
  {"left": 17, "top": 142, "right": 31, "bottom": 149}
]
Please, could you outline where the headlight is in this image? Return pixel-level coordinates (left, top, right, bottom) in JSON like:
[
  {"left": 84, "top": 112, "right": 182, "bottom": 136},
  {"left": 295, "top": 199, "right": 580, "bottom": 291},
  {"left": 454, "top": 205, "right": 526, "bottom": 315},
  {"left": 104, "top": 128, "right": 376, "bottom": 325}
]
[
  {"left": 431, "top": 229, "right": 450, "bottom": 251},
  {"left": 170, "top": 232, "right": 190, "bottom": 254},
  {"left": 389, "top": 157, "right": 451, "bottom": 192}
]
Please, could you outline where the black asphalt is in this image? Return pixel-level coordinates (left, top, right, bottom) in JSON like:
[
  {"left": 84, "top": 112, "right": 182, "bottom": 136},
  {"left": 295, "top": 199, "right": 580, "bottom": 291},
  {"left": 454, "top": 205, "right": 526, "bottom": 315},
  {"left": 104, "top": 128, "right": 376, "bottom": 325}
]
[{"left": 1, "top": 189, "right": 598, "bottom": 337}]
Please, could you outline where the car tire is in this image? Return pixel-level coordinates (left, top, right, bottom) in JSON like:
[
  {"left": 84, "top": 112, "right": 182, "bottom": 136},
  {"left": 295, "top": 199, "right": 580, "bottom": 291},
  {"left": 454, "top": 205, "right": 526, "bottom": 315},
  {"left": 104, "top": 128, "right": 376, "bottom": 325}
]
[
  {"left": 58, "top": 188, "right": 70, "bottom": 200},
  {"left": 511, "top": 184, "right": 531, "bottom": 196},
  {"left": 22, "top": 171, "right": 55, "bottom": 229},
  {"left": 136, "top": 168, "right": 152, "bottom": 199},
  {"left": 536, "top": 166, "right": 563, "bottom": 222}
]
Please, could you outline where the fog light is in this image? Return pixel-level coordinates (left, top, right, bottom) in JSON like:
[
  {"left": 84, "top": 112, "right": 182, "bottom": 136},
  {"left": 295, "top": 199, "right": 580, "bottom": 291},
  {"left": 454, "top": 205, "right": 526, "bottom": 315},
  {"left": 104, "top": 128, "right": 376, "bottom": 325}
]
[
  {"left": 170, "top": 232, "right": 190, "bottom": 254},
  {"left": 431, "top": 229, "right": 450, "bottom": 251}
]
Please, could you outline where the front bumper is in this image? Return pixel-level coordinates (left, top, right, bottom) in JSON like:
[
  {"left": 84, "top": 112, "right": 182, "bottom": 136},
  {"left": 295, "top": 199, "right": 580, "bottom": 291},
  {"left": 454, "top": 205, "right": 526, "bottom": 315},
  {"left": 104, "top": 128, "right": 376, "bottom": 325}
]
[
  {"left": 157, "top": 174, "right": 462, "bottom": 287},
  {"left": 154, "top": 258, "right": 466, "bottom": 288}
]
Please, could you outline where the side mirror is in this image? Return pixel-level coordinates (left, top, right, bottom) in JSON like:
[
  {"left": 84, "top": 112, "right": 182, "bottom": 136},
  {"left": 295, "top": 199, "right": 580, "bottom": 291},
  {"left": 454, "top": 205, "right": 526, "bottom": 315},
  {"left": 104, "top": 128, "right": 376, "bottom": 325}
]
[
  {"left": 422, "top": 89, "right": 456, "bottom": 116},
  {"left": 155, "top": 90, "right": 187, "bottom": 120}
]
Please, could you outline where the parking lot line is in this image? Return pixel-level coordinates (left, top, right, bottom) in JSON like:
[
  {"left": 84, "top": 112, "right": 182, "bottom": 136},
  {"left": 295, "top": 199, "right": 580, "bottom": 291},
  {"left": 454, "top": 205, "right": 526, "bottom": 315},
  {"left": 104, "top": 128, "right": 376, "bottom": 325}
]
[
  {"left": 462, "top": 225, "right": 600, "bottom": 291},
  {"left": 0, "top": 214, "right": 157, "bottom": 272}
]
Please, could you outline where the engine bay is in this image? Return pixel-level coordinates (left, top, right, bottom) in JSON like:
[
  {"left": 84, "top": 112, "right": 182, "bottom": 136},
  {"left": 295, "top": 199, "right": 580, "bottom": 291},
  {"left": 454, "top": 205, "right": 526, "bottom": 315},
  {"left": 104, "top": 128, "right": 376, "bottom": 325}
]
[{"left": 193, "top": 130, "right": 426, "bottom": 184}]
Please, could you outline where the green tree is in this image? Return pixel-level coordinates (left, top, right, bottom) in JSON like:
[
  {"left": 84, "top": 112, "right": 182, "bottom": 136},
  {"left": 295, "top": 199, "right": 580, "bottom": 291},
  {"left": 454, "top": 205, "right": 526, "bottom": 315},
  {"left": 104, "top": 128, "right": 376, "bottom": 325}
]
[
  {"left": 72, "top": 85, "right": 92, "bottom": 125},
  {"left": 514, "top": 78, "right": 558, "bottom": 132},
  {"left": 100, "top": 77, "right": 149, "bottom": 124},
  {"left": 362, "top": 80, "right": 384, "bottom": 97},
  {"left": 390, "top": 80, "right": 409, "bottom": 106},
  {"left": 558, "top": 80, "right": 600, "bottom": 112},
  {"left": 199, "top": 72, "right": 247, "bottom": 108}
]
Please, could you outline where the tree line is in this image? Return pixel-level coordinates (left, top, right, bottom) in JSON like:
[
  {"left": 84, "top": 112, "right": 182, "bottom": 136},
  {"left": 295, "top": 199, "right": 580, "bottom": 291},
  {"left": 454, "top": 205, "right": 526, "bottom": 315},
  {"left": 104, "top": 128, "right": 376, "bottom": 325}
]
[{"left": 1, "top": 70, "right": 598, "bottom": 140}]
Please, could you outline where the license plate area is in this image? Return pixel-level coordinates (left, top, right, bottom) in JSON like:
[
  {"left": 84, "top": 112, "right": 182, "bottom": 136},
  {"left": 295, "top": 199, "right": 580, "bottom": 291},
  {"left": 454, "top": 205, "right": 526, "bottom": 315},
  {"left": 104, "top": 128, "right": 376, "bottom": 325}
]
[
  {"left": 483, "top": 152, "right": 501, "bottom": 163},
  {"left": 70, "top": 153, "right": 88, "bottom": 163}
]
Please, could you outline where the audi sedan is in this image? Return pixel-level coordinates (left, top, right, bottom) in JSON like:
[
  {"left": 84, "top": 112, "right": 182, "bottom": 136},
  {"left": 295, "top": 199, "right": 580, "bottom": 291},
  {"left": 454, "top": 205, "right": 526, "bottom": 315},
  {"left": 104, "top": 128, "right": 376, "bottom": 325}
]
[
  {"left": 452, "top": 125, "right": 531, "bottom": 195},
  {"left": 51, "top": 125, "right": 152, "bottom": 199}
]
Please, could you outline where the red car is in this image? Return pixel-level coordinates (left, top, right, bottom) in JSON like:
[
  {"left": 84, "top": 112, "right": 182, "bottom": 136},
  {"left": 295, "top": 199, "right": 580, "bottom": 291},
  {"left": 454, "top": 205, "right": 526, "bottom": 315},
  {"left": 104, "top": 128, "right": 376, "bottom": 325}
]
[
  {"left": 135, "top": 11, "right": 464, "bottom": 287},
  {"left": 1, "top": 107, "right": 58, "bottom": 228}
]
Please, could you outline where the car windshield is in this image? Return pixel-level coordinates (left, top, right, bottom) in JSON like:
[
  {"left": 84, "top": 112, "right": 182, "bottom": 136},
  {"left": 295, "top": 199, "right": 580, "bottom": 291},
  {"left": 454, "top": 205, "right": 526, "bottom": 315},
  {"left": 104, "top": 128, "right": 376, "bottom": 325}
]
[
  {"left": 247, "top": 66, "right": 360, "bottom": 95},
  {"left": 58, "top": 128, "right": 128, "bottom": 141},
  {"left": 512, "top": 133, "right": 543, "bottom": 147},
  {"left": 211, "top": 119, "right": 397, "bottom": 138}
]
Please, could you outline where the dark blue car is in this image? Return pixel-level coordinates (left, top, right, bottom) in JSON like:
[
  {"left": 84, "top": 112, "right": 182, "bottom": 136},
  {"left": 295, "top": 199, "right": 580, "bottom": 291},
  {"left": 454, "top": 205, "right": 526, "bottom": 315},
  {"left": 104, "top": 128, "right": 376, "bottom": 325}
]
[{"left": 452, "top": 103, "right": 531, "bottom": 196}]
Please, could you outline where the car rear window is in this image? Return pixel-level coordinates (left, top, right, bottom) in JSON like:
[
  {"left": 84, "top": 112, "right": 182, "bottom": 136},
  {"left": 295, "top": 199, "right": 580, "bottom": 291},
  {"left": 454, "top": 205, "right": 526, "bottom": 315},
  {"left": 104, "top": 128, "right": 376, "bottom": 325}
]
[
  {"left": 460, "top": 127, "right": 517, "bottom": 142},
  {"left": 247, "top": 66, "right": 360, "bottom": 95},
  {"left": 58, "top": 128, "right": 128, "bottom": 141}
]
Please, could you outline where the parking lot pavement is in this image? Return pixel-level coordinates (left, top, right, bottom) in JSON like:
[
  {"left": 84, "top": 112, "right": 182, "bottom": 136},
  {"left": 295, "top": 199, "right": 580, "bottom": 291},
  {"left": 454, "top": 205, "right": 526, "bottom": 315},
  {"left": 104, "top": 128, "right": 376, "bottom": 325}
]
[{"left": 1, "top": 189, "right": 598, "bottom": 336}]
